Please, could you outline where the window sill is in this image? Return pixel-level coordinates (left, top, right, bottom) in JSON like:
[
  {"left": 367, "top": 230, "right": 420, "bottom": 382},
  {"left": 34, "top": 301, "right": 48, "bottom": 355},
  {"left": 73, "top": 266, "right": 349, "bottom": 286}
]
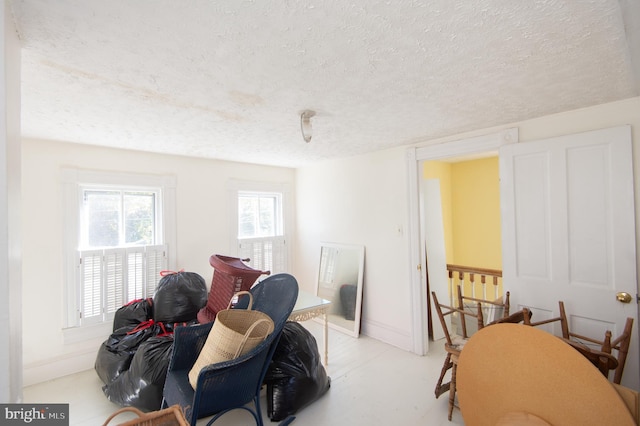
[{"left": 63, "top": 322, "right": 112, "bottom": 345}]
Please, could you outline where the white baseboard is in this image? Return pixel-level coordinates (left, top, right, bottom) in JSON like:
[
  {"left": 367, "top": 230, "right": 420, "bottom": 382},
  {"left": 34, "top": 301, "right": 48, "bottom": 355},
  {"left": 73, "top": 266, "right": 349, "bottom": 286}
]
[
  {"left": 361, "top": 318, "right": 413, "bottom": 352},
  {"left": 23, "top": 348, "right": 97, "bottom": 387}
]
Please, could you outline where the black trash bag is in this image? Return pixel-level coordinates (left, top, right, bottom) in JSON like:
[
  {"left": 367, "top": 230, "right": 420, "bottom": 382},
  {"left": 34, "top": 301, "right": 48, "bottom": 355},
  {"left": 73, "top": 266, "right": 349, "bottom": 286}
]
[
  {"left": 113, "top": 298, "right": 153, "bottom": 331},
  {"left": 95, "top": 340, "right": 135, "bottom": 386},
  {"left": 95, "top": 322, "right": 158, "bottom": 385},
  {"left": 102, "top": 334, "right": 174, "bottom": 411},
  {"left": 153, "top": 271, "right": 207, "bottom": 323},
  {"left": 265, "top": 322, "right": 331, "bottom": 421}
]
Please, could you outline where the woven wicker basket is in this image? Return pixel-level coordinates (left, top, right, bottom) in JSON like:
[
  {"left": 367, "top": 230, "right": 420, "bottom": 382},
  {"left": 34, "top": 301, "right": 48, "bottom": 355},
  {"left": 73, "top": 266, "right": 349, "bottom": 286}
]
[
  {"left": 102, "top": 405, "right": 188, "bottom": 426},
  {"left": 189, "top": 291, "right": 274, "bottom": 388},
  {"left": 197, "top": 255, "right": 270, "bottom": 323}
]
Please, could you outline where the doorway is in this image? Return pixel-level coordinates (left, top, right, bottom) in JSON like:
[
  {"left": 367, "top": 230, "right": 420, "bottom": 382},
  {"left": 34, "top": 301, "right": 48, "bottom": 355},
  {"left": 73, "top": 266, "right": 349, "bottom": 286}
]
[
  {"left": 406, "top": 128, "right": 517, "bottom": 355},
  {"left": 423, "top": 155, "right": 502, "bottom": 340}
]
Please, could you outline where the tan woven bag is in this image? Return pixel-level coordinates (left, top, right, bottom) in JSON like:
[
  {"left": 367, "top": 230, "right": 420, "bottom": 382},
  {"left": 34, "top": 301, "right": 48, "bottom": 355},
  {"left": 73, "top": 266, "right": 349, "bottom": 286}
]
[{"left": 188, "top": 291, "right": 275, "bottom": 389}]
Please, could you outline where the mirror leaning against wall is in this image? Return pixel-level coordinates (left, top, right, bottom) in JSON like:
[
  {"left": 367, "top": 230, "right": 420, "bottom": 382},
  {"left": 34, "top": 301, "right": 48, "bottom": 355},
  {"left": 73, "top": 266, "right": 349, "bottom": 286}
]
[{"left": 316, "top": 242, "right": 365, "bottom": 338}]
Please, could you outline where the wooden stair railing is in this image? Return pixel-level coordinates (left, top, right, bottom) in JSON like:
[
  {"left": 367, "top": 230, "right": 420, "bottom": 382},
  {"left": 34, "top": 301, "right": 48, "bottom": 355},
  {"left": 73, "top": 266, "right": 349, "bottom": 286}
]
[{"left": 446, "top": 264, "right": 502, "bottom": 304}]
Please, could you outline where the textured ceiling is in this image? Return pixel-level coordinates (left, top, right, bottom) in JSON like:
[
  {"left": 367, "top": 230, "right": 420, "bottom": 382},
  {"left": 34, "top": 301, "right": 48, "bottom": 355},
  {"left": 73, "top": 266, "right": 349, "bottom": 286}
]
[{"left": 9, "top": 0, "right": 640, "bottom": 168}]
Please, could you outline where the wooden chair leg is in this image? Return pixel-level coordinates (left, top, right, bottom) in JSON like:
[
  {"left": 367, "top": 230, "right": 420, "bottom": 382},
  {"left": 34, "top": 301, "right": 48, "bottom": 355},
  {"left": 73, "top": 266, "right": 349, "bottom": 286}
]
[
  {"left": 448, "top": 362, "right": 457, "bottom": 421},
  {"left": 613, "top": 318, "right": 634, "bottom": 385},
  {"left": 435, "top": 353, "right": 453, "bottom": 398}
]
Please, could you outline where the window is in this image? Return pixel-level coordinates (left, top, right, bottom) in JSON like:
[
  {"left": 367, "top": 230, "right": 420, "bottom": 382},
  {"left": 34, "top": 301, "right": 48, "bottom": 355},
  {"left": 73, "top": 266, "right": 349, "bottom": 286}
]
[
  {"left": 62, "top": 169, "right": 176, "bottom": 336},
  {"left": 238, "top": 192, "right": 282, "bottom": 239},
  {"left": 81, "top": 189, "right": 157, "bottom": 248},
  {"left": 78, "top": 187, "right": 165, "bottom": 326},
  {"left": 230, "top": 181, "right": 291, "bottom": 275}
]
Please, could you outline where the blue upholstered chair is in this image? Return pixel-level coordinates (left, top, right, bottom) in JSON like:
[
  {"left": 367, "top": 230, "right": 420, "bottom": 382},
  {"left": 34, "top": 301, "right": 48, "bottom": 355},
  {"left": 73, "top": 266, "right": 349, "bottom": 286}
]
[{"left": 162, "top": 273, "right": 299, "bottom": 425}]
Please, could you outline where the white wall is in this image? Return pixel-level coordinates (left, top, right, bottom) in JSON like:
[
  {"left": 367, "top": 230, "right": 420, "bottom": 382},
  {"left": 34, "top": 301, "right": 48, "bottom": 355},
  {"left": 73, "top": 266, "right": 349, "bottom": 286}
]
[
  {"left": 294, "top": 148, "right": 414, "bottom": 350},
  {"left": 21, "top": 139, "right": 295, "bottom": 385},
  {"left": 1, "top": 0, "right": 22, "bottom": 402},
  {"left": 295, "top": 97, "right": 640, "bottom": 353}
]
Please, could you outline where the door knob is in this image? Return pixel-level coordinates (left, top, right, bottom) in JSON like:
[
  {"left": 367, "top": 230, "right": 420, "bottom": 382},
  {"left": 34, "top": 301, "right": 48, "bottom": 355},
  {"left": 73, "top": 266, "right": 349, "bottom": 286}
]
[{"left": 616, "top": 292, "right": 633, "bottom": 303}]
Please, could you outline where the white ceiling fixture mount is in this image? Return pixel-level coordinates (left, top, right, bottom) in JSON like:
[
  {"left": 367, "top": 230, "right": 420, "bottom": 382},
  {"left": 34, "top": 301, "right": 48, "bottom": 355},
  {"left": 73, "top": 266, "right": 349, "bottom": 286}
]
[{"left": 300, "top": 110, "right": 316, "bottom": 143}]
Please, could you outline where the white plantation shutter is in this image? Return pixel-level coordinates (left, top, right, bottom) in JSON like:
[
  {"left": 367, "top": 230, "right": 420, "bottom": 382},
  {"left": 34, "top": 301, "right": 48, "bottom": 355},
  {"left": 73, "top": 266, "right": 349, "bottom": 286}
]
[
  {"left": 78, "top": 245, "right": 167, "bottom": 325},
  {"left": 238, "top": 239, "right": 264, "bottom": 268},
  {"left": 104, "top": 249, "right": 125, "bottom": 318},
  {"left": 268, "top": 237, "right": 287, "bottom": 272},
  {"left": 145, "top": 245, "right": 166, "bottom": 296},
  {"left": 231, "top": 183, "right": 290, "bottom": 279},
  {"left": 80, "top": 250, "right": 103, "bottom": 325},
  {"left": 127, "top": 249, "right": 145, "bottom": 302},
  {"left": 238, "top": 237, "right": 287, "bottom": 274}
]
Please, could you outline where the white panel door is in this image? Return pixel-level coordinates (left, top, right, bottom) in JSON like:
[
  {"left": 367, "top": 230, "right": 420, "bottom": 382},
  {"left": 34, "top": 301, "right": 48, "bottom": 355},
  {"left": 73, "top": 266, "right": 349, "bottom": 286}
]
[{"left": 500, "top": 125, "right": 639, "bottom": 390}]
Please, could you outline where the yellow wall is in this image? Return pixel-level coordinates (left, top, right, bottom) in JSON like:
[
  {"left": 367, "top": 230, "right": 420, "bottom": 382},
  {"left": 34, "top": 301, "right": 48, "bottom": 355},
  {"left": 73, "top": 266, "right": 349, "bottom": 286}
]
[{"left": 451, "top": 157, "right": 501, "bottom": 269}]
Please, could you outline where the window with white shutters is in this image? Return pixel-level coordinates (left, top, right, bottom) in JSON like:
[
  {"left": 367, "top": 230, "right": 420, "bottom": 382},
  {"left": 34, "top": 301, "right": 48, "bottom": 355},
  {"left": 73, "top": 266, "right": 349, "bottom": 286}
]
[
  {"left": 62, "top": 169, "right": 176, "bottom": 335},
  {"left": 230, "top": 183, "right": 291, "bottom": 276}
]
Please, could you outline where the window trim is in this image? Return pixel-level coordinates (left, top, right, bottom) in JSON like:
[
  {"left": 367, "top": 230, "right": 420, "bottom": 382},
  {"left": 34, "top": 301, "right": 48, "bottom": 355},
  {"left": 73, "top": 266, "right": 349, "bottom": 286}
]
[{"left": 61, "top": 168, "right": 176, "bottom": 342}]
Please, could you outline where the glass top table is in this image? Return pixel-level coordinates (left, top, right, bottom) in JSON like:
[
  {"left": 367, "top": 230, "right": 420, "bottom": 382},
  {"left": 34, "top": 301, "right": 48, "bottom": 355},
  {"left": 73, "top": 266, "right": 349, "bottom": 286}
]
[{"left": 289, "top": 290, "right": 332, "bottom": 365}]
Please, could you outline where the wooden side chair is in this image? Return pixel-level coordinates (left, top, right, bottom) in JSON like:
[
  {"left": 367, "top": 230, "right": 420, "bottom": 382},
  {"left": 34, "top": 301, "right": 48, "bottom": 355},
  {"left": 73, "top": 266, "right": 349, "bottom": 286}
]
[
  {"left": 456, "top": 285, "right": 510, "bottom": 337},
  {"left": 565, "top": 315, "right": 635, "bottom": 385},
  {"left": 562, "top": 338, "right": 619, "bottom": 378},
  {"left": 432, "top": 288, "right": 528, "bottom": 421},
  {"left": 489, "top": 307, "right": 532, "bottom": 325},
  {"left": 432, "top": 290, "right": 484, "bottom": 421},
  {"left": 522, "top": 302, "right": 566, "bottom": 330},
  {"left": 608, "top": 317, "right": 634, "bottom": 384},
  {"left": 562, "top": 313, "right": 635, "bottom": 385},
  {"left": 523, "top": 301, "right": 634, "bottom": 384}
]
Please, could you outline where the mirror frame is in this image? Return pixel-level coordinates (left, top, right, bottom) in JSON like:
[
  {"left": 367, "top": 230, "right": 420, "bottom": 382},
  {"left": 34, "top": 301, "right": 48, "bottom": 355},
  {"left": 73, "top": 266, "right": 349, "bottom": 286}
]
[{"left": 316, "top": 242, "right": 365, "bottom": 338}]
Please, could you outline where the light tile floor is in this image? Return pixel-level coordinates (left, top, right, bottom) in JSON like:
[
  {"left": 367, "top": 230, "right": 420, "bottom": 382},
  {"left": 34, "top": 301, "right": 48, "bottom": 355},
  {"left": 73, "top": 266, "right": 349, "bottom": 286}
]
[{"left": 23, "top": 321, "right": 464, "bottom": 425}]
